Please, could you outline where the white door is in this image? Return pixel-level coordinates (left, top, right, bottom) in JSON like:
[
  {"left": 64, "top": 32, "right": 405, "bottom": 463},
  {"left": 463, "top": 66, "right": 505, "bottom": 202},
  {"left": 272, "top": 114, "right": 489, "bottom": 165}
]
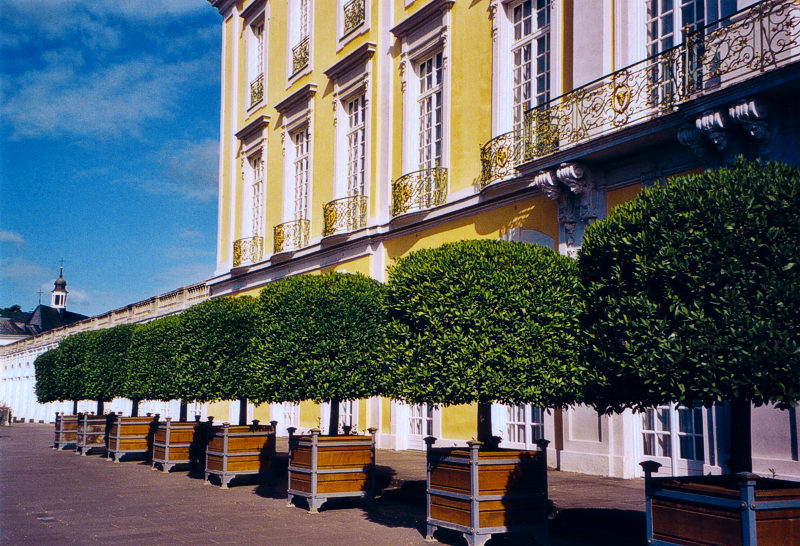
[
  {"left": 640, "top": 403, "right": 707, "bottom": 476},
  {"left": 503, "top": 404, "right": 544, "bottom": 450},
  {"left": 408, "top": 403, "right": 434, "bottom": 450}
]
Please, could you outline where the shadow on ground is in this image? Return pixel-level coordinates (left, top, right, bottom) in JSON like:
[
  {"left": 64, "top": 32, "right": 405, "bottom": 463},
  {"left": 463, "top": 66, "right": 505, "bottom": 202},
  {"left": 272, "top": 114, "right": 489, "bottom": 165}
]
[{"left": 549, "top": 508, "right": 645, "bottom": 545}]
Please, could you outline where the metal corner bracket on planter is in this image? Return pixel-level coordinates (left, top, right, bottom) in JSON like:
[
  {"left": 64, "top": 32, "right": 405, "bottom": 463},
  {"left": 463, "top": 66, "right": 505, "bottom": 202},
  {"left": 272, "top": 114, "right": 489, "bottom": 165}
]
[
  {"left": 105, "top": 413, "right": 160, "bottom": 463},
  {"left": 53, "top": 412, "right": 79, "bottom": 450},
  {"left": 204, "top": 420, "right": 277, "bottom": 488},
  {"left": 76, "top": 412, "right": 110, "bottom": 456},
  {"left": 425, "top": 437, "right": 551, "bottom": 546},
  {"left": 286, "top": 427, "right": 378, "bottom": 513},
  {"left": 152, "top": 415, "right": 214, "bottom": 473},
  {"left": 641, "top": 461, "right": 800, "bottom": 546}
]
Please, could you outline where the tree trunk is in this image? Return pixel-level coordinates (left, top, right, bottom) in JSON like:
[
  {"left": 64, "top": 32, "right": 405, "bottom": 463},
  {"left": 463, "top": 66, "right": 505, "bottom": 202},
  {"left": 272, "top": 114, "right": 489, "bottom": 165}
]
[
  {"left": 328, "top": 400, "right": 340, "bottom": 436},
  {"left": 72, "top": 400, "right": 78, "bottom": 414},
  {"left": 239, "top": 398, "right": 248, "bottom": 426},
  {"left": 179, "top": 400, "right": 188, "bottom": 422},
  {"left": 131, "top": 399, "right": 139, "bottom": 417},
  {"left": 728, "top": 399, "right": 752, "bottom": 473},
  {"left": 96, "top": 400, "right": 104, "bottom": 415},
  {"left": 477, "top": 402, "right": 493, "bottom": 445}
]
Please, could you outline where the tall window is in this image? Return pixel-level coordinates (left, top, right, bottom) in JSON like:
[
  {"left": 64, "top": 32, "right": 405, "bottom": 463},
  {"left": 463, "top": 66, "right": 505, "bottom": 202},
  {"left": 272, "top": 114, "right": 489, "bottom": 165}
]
[
  {"left": 417, "top": 52, "right": 444, "bottom": 170},
  {"left": 646, "top": 0, "right": 706, "bottom": 56},
  {"left": 409, "top": 404, "right": 433, "bottom": 437},
  {"left": 248, "top": 22, "right": 265, "bottom": 106},
  {"left": 338, "top": 400, "right": 356, "bottom": 431},
  {"left": 293, "top": 128, "right": 310, "bottom": 220},
  {"left": 250, "top": 154, "right": 264, "bottom": 236},
  {"left": 642, "top": 404, "right": 704, "bottom": 461},
  {"left": 511, "top": 0, "right": 550, "bottom": 131},
  {"left": 506, "top": 404, "right": 544, "bottom": 448},
  {"left": 290, "top": 0, "right": 312, "bottom": 75},
  {"left": 346, "top": 94, "right": 366, "bottom": 196}
]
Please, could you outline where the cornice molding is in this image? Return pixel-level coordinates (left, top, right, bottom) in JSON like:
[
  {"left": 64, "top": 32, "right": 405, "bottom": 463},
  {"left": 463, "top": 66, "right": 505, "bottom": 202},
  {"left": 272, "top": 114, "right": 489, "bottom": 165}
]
[
  {"left": 391, "top": 0, "right": 455, "bottom": 39},
  {"left": 234, "top": 114, "right": 270, "bottom": 142},
  {"left": 274, "top": 83, "right": 318, "bottom": 116},
  {"left": 239, "top": 0, "right": 266, "bottom": 21},
  {"left": 324, "top": 42, "right": 377, "bottom": 81}
]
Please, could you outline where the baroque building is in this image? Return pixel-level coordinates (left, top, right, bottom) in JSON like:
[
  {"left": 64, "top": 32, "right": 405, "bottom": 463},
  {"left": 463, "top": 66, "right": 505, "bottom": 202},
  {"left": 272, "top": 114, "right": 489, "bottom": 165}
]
[{"left": 216, "top": 0, "right": 800, "bottom": 478}]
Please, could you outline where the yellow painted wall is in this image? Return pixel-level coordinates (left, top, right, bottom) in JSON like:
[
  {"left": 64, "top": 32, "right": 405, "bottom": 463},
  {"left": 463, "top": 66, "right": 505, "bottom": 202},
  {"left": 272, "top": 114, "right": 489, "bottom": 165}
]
[
  {"left": 207, "top": 400, "right": 230, "bottom": 423},
  {"left": 384, "top": 196, "right": 559, "bottom": 260},
  {"left": 358, "top": 399, "right": 368, "bottom": 431},
  {"left": 381, "top": 398, "right": 391, "bottom": 433},
  {"left": 319, "top": 254, "right": 372, "bottom": 276},
  {"left": 606, "top": 183, "right": 642, "bottom": 212},
  {"left": 299, "top": 399, "right": 320, "bottom": 429},
  {"left": 442, "top": 404, "right": 477, "bottom": 440},
  {"left": 219, "top": 15, "right": 235, "bottom": 266},
  {"left": 253, "top": 402, "right": 271, "bottom": 423}
]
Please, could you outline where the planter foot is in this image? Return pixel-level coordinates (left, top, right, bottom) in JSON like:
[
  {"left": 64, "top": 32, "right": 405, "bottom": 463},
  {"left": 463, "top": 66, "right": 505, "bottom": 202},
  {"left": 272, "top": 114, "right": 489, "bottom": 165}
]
[
  {"left": 465, "top": 533, "right": 491, "bottom": 546},
  {"left": 425, "top": 524, "right": 437, "bottom": 542}
]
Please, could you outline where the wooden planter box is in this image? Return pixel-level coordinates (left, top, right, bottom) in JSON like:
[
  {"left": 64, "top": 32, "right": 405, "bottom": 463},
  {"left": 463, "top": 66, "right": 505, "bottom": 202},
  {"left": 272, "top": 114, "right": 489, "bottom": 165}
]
[
  {"left": 287, "top": 428, "right": 377, "bottom": 513},
  {"left": 204, "top": 420, "right": 276, "bottom": 488},
  {"left": 106, "top": 413, "right": 160, "bottom": 462},
  {"left": 53, "top": 413, "right": 78, "bottom": 450},
  {"left": 152, "top": 416, "right": 214, "bottom": 472},
  {"left": 641, "top": 461, "right": 800, "bottom": 546},
  {"left": 425, "top": 438, "right": 550, "bottom": 546},
  {"left": 76, "top": 413, "right": 110, "bottom": 456}
]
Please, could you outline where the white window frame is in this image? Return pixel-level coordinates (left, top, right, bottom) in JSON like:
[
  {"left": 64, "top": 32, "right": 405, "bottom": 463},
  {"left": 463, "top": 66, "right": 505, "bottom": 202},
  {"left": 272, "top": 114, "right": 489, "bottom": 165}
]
[
  {"left": 242, "top": 1, "right": 268, "bottom": 110},
  {"left": 345, "top": 93, "right": 367, "bottom": 196},
  {"left": 291, "top": 126, "right": 310, "bottom": 221},
  {"left": 249, "top": 150, "right": 265, "bottom": 237},
  {"left": 490, "top": 0, "right": 554, "bottom": 137},
  {"left": 637, "top": 402, "right": 713, "bottom": 476},
  {"left": 275, "top": 84, "right": 316, "bottom": 225},
  {"left": 337, "top": 0, "right": 371, "bottom": 51},
  {"left": 287, "top": 0, "right": 313, "bottom": 84},
  {"left": 234, "top": 115, "right": 270, "bottom": 244},
  {"left": 416, "top": 50, "right": 444, "bottom": 170}
]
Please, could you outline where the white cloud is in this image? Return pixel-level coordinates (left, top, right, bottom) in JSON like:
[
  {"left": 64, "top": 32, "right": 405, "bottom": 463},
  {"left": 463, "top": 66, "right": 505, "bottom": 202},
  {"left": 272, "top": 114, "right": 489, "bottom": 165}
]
[
  {"left": 0, "top": 230, "right": 25, "bottom": 244},
  {"left": 178, "top": 229, "right": 205, "bottom": 241},
  {"left": 134, "top": 138, "right": 220, "bottom": 202},
  {"left": 0, "top": 258, "right": 49, "bottom": 280}
]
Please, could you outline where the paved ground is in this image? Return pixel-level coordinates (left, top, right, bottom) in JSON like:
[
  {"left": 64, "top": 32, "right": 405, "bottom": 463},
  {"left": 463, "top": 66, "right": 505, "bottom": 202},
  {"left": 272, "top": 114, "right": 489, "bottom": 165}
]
[{"left": 0, "top": 424, "right": 645, "bottom": 545}]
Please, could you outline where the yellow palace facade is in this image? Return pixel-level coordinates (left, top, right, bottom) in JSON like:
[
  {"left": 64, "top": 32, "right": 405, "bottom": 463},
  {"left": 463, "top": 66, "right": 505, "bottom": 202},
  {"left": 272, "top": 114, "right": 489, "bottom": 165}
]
[{"left": 204, "top": 0, "right": 800, "bottom": 479}]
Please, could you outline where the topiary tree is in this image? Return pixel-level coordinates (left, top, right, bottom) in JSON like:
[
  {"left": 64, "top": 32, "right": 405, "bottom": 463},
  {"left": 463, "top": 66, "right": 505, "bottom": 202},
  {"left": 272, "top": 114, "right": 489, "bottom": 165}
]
[
  {"left": 55, "top": 331, "right": 99, "bottom": 414},
  {"left": 577, "top": 160, "right": 800, "bottom": 473},
  {"left": 383, "top": 239, "right": 581, "bottom": 444},
  {"left": 34, "top": 347, "right": 61, "bottom": 406},
  {"left": 85, "top": 324, "right": 137, "bottom": 415},
  {"left": 180, "top": 296, "right": 258, "bottom": 425},
  {"left": 254, "top": 272, "right": 387, "bottom": 435},
  {"left": 125, "top": 315, "right": 189, "bottom": 420}
]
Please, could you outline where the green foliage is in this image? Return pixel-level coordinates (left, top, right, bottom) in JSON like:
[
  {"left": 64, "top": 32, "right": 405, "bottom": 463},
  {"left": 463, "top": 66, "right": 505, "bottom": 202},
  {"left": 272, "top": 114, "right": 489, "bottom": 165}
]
[
  {"left": 383, "top": 239, "right": 581, "bottom": 407},
  {"left": 254, "top": 272, "right": 387, "bottom": 404},
  {"left": 53, "top": 330, "right": 99, "bottom": 402},
  {"left": 1, "top": 304, "right": 22, "bottom": 314},
  {"left": 84, "top": 324, "right": 136, "bottom": 402},
  {"left": 34, "top": 347, "right": 61, "bottom": 403},
  {"left": 180, "top": 296, "right": 258, "bottom": 403},
  {"left": 578, "top": 161, "right": 800, "bottom": 413},
  {"left": 124, "top": 315, "right": 185, "bottom": 402}
]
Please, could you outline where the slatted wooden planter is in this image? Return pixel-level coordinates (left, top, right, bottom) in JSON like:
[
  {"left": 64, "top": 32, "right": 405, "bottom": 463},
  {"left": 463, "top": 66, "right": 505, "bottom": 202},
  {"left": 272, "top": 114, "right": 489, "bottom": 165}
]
[
  {"left": 105, "top": 413, "right": 160, "bottom": 463},
  {"left": 53, "top": 413, "right": 79, "bottom": 450},
  {"left": 286, "top": 428, "right": 377, "bottom": 513},
  {"left": 425, "top": 438, "right": 550, "bottom": 546},
  {"left": 76, "top": 413, "right": 110, "bottom": 456},
  {"left": 641, "top": 461, "right": 800, "bottom": 546},
  {"left": 204, "top": 420, "right": 276, "bottom": 488},
  {"left": 152, "top": 416, "right": 214, "bottom": 473}
]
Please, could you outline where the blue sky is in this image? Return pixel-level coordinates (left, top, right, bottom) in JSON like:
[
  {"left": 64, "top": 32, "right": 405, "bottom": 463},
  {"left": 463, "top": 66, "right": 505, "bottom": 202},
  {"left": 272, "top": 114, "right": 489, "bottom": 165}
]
[{"left": 0, "top": 1, "right": 222, "bottom": 316}]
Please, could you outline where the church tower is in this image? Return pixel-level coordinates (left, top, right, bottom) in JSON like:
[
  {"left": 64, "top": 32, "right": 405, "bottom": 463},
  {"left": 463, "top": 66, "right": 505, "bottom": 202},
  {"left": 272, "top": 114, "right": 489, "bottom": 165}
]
[{"left": 51, "top": 266, "right": 68, "bottom": 310}]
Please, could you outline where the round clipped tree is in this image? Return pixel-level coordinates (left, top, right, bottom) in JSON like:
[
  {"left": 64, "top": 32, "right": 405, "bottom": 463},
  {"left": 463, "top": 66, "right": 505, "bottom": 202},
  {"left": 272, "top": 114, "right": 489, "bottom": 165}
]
[
  {"left": 54, "top": 330, "right": 99, "bottom": 414},
  {"left": 180, "top": 296, "right": 258, "bottom": 425},
  {"left": 85, "top": 324, "right": 137, "bottom": 415},
  {"left": 254, "top": 272, "right": 387, "bottom": 435},
  {"left": 34, "top": 347, "right": 62, "bottom": 406},
  {"left": 383, "top": 239, "right": 581, "bottom": 444},
  {"left": 125, "top": 315, "right": 190, "bottom": 420},
  {"left": 578, "top": 160, "right": 800, "bottom": 472}
]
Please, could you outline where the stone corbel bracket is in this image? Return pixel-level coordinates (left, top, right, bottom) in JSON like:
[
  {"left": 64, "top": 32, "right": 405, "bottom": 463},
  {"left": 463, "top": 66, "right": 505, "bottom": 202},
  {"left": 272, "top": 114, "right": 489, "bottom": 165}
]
[
  {"left": 728, "top": 98, "right": 768, "bottom": 140},
  {"left": 695, "top": 110, "right": 729, "bottom": 150}
]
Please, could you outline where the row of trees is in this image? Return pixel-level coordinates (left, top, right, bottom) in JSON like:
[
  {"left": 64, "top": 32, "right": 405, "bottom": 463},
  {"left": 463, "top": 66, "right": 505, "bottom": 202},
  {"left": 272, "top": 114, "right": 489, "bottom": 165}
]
[{"left": 35, "top": 161, "right": 800, "bottom": 471}]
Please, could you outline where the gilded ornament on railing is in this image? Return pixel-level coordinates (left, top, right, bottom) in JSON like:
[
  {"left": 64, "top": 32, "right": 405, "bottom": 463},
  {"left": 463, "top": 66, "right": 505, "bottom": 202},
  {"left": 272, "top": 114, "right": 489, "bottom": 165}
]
[
  {"left": 343, "top": 0, "right": 365, "bottom": 36},
  {"left": 233, "top": 236, "right": 264, "bottom": 267},
  {"left": 390, "top": 167, "right": 448, "bottom": 217},
  {"left": 479, "top": 129, "right": 525, "bottom": 188},
  {"left": 292, "top": 37, "right": 310, "bottom": 75},
  {"left": 515, "top": 0, "right": 800, "bottom": 166},
  {"left": 250, "top": 73, "right": 264, "bottom": 105},
  {"left": 274, "top": 219, "right": 310, "bottom": 253},
  {"left": 323, "top": 195, "right": 368, "bottom": 237}
]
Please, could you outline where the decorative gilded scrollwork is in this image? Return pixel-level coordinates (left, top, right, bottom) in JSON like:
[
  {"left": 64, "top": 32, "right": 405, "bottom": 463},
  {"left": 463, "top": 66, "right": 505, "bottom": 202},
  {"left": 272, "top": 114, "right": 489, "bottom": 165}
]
[
  {"left": 479, "top": 129, "right": 525, "bottom": 188},
  {"left": 390, "top": 167, "right": 448, "bottom": 217},
  {"left": 343, "top": 0, "right": 365, "bottom": 37},
  {"left": 233, "top": 236, "right": 264, "bottom": 267},
  {"left": 292, "top": 37, "right": 310, "bottom": 75},
  {"left": 323, "top": 195, "right": 368, "bottom": 237},
  {"left": 513, "top": 0, "right": 799, "bottom": 166},
  {"left": 250, "top": 73, "right": 264, "bottom": 105},
  {"left": 273, "top": 219, "right": 310, "bottom": 254}
]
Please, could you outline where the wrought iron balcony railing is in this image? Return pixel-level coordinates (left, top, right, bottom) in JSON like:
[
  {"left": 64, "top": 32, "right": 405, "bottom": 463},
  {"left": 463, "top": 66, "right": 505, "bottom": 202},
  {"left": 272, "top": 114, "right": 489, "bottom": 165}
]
[
  {"left": 391, "top": 167, "right": 448, "bottom": 218},
  {"left": 292, "top": 37, "right": 310, "bottom": 75},
  {"left": 343, "top": 0, "right": 366, "bottom": 37},
  {"left": 480, "top": 0, "right": 800, "bottom": 186},
  {"left": 233, "top": 236, "right": 263, "bottom": 267},
  {"left": 250, "top": 73, "right": 264, "bottom": 106},
  {"left": 323, "top": 195, "right": 368, "bottom": 237},
  {"left": 274, "top": 219, "right": 310, "bottom": 254}
]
